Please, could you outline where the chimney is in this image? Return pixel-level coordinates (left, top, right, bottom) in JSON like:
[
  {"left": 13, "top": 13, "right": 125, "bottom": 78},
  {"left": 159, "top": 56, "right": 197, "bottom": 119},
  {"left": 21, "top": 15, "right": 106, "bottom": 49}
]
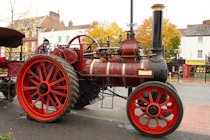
[
  {"left": 69, "top": 20, "right": 73, "bottom": 27},
  {"left": 203, "top": 20, "right": 210, "bottom": 25},
  {"left": 151, "top": 4, "right": 165, "bottom": 53}
]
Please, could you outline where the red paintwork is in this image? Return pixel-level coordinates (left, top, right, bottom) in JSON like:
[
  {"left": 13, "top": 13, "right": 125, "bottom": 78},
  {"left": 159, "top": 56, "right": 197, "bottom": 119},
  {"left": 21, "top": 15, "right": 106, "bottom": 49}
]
[
  {"left": 0, "top": 60, "right": 24, "bottom": 78},
  {"left": 8, "top": 61, "right": 24, "bottom": 77},
  {"left": 52, "top": 48, "right": 64, "bottom": 57},
  {"left": 128, "top": 86, "right": 180, "bottom": 135},
  {"left": 16, "top": 56, "right": 70, "bottom": 122},
  {"left": 65, "top": 35, "right": 151, "bottom": 87},
  {"left": 120, "top": 40, "right": 139, "bottom": 62},
  {"left": 63, "top": 48, "right": 78, "bottom": 64},
  {"left": 82, "top": 59, "right": 150, "bottom": 87},
  {"left": 0, "top": 57, "right": 8, "bottom": 68}
]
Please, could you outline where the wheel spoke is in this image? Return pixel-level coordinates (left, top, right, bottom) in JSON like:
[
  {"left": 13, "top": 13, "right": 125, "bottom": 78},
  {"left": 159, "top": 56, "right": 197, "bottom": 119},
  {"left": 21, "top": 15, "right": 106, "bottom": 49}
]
[
  {"left": 159, "top": 114, "right": 169, "bottom": 123},
  {"left": 140, "top": 96, "right": 149, "bottom": 104},
  {"left": 155, "top": 92, "right": 161, "bottom": 103},
  {"left": 148, "top": 91, "right": 153, "bottom": 103},
  {"left": 41, "top": 98, "right": 44, "bottom": 110},
  {"left": 134, "top": 102, "right": 147, "bottom": 110},
  {"left": 31, "top": 90, "right": 39, "bottom": 98},
  {"left": 47, "top": 94, "right": 59, "bottom": 110},
  {"left": 46, "top": 97, "right": 49, "bottom": 114},
  {"left": 161, "top": 108, "right": 173, "bottom": 114},
  {"left": 52, "top": 86, "right": 67, "bottom": 90},
  {"left": 145, "top": 117, "right": 151, "bottom": 126},
  {"left": 160, "top": 98, "right": 169, "bottom": 106},
  {"left": 139, "top": 112, "right": 147, "bottom": 118},
  {"left": 37, "top": 66, "right": 43, "bottom": 81},
  {"left": 50, "top": 89, "right": 67, "bottom": 97},
  {"left": 155, "top": 117, "right": 159, "bottom": 127},
  {"left": 51, "top": 67, "right": 59, "bottom": 82},
  {"left": 31, "top": 96, "right": 42, "bottom": 107},
  {"left": 86, "top": 41, "right": 94, "bottom": 50},
  {"left": 52, "top": 93, "right": 62, "bottom": 106},
  {"left": 46, "top": 65, "right": 55, "bottom": 82},
  {"left": 24, "top": 86, "right": 38, "bottom": 91},
  {"left": 27, "top": 69, "right": 40, "bottom": 81},
  {"left": 78, "top": 36, "right": 81, "bottom": 44},
  {"left": 41, "top": 62, "right": 48, "bottom": 79},
  {"left": 50, "top": 77, "right": 65, "bottom": 86},
  {"left": 29, "top": 79, "right": 39, "bottom": 86}
]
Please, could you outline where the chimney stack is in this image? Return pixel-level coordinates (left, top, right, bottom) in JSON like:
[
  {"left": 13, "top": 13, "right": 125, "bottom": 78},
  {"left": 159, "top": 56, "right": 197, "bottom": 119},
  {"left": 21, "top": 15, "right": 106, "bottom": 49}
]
[{"left": 151, "top": 4, "right": 165, "bottom": 53}]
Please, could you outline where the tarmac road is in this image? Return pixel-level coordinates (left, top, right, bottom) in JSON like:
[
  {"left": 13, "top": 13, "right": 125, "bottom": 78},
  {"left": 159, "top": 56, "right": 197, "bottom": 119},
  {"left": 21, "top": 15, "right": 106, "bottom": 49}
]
[{"left": 1, "top": 83, "right": 210, "bottom": 140}]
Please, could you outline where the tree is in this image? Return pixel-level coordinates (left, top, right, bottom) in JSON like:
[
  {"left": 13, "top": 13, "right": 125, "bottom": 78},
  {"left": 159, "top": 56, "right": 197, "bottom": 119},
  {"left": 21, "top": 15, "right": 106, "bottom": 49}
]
[
  {"left": 7, "top": 0, "right": 17, "bottom": 60},
  {"left": 1, "top": 0, "right": 33, "bottom": 60},
  {"left": 136, "top": 17, "right": 181, "bottom": 60},
  {"left": 84, "top": 21, "right": 126, "bottom": 49},
  {"left": 8, "top": 0, "right": 16, "bottom": 27}
]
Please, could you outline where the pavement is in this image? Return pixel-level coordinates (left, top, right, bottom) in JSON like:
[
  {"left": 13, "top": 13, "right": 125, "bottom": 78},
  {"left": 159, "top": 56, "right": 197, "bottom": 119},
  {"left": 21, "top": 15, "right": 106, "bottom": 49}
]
[{"left": 1, "top": 83, "right": 210, "bottom": 140}]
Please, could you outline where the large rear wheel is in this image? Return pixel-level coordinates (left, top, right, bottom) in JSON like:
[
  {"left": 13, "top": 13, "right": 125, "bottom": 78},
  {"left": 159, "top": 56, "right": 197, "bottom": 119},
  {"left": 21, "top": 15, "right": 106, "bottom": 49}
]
[
  {"left": 127, "top": 81, "right": 183, "bottom": 137},
  {"left": 16, "top": 54, "right": 79, "bottom": 122}
]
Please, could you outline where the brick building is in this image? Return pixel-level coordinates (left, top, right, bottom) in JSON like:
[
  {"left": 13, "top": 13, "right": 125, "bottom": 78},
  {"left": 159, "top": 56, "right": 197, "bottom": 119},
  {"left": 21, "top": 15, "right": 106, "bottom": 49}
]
[{"left": 11, "top": 11, "right": 65, "bottom": 55}]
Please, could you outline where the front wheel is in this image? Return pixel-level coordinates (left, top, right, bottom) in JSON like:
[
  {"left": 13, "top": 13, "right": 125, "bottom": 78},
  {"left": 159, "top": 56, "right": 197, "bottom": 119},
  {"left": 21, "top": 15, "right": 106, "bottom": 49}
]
[{"left": 127, "top": 81, "right": 183, "bottom": 137}]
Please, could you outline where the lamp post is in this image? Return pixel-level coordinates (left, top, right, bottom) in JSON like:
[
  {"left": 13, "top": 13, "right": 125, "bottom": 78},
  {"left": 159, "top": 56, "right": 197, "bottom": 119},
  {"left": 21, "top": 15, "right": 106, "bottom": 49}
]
[{"left": 205, "top": 54, "right": 207, "bottom": 83}]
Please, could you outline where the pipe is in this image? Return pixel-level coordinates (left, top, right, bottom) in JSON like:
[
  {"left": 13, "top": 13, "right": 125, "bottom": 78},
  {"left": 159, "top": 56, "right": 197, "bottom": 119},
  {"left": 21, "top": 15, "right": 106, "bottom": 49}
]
[
  {"left": 151, "top": 4, "right": 165, "bottom": 53},
  {"left": 130, "top": 0, "right": 135, "bottom": 39}
]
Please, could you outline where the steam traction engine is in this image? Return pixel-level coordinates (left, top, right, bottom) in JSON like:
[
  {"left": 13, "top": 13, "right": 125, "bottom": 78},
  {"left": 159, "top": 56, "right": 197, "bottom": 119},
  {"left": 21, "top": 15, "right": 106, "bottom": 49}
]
[{"left": 16, "top": 4, "right": 183, "bottom": 137}]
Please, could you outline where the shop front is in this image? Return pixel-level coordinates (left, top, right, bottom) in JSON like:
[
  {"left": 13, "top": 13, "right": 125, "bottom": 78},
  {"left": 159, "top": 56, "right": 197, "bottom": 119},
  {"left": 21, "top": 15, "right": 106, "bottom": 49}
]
[{"left": 184, "top": 60, "right": 206, "bottom": 78}]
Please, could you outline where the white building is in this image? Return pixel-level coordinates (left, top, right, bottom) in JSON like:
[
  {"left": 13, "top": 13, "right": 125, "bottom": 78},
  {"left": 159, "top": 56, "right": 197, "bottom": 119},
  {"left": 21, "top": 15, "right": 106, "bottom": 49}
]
[
  {"left": 179, "top": 20, "right": 210, "bottom": 77},
  {"left": 38, "top": 24, "right": 92, "bottom": 50}
]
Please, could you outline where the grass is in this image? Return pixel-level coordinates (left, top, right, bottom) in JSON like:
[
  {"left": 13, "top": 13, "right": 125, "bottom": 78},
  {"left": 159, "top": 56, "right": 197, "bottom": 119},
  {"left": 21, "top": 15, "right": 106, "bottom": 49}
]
[{"left": 0, "top": 132, "right": 14, "bottom": 140}]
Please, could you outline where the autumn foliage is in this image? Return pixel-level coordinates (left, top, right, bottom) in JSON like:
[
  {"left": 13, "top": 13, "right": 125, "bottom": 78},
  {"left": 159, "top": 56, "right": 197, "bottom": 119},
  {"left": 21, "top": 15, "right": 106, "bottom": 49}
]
[
  {"left": 136, "top": 17, "right": 181, "bottom": 59},
  {"left": 84, "top": 21, "right": 126, "bottom": 48}
]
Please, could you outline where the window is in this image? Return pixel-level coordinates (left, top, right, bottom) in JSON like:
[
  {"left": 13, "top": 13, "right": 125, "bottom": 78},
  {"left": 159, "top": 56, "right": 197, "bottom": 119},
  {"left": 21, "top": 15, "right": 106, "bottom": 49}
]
[
  {"left": 25, "top": 31, "right": 29, "bottom": 38},
  {"left": 66, "top": 36, "right": 70, "bottom": 43},
  {"left": 25, "top": 42, "right": 29, "bottom": 52},
  {"left": 32, "top": 42, "right": 36, "bottom": 51},
  {"left": 32, "top": 30, "right": 37, "bottom": 37},
  {"left": 58, "top": 36, "right": 62, "bottom": 43},
  {"left": 198, "top": 36, "right": 203, "bottom": 42},
  {"left": 198, "top": 50, "right": 203, "bottom": 58}
]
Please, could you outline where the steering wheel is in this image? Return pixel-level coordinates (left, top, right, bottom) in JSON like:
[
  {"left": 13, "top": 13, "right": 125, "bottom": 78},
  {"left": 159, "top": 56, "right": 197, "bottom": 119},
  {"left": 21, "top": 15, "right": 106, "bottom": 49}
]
[{"left": 67, "top": 35, "right": 100, "bottom": 52}]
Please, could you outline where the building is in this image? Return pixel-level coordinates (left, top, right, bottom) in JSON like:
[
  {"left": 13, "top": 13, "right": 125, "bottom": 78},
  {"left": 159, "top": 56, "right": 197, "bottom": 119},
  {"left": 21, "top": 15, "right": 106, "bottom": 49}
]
[
  {"left": 7, "top": 11, "right": 65, "bottom": 59},
  {"left": 38, "top": 23, "right": 92, "bottom": 50},
  {"left": 179, "top": 20, "right": 210, "bottom": 77}
]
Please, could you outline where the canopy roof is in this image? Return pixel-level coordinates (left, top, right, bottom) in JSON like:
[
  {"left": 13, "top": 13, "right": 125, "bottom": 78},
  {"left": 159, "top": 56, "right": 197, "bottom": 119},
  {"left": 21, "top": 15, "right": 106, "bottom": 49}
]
[{"left": 0, "top": 27, "right": 25, "bottom": 48}]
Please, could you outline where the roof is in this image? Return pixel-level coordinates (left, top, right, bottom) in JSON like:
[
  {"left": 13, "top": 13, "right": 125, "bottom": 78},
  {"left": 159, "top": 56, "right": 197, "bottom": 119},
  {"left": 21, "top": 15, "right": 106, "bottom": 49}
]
[
  {"left": 0, "top": 27, "right": 25, "bottom": 48},
  {"left": 49, "top": 24, "right": 92, "bottom": 31},
  {"left": 10, "top": 16, "right": 45, "bottom": 31},
  {"left": 180, "top": 24, "right": 210, "bottom": 36}
]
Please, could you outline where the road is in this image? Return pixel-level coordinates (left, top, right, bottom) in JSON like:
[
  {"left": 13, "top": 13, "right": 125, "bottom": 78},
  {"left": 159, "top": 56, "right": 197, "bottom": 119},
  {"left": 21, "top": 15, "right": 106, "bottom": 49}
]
[{"left": 1, "top": 83, "right": 210, "bottom": 140}]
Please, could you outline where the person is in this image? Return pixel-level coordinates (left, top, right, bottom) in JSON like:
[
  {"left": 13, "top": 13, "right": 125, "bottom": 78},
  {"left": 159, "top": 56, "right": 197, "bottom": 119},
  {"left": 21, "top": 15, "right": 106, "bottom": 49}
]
[{"left": 36, "top": 39, "right": 49, "bottom": 54}]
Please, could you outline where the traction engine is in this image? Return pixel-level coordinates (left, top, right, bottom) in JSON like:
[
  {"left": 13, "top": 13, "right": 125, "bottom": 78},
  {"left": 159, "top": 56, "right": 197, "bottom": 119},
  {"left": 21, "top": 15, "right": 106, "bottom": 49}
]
[{"left": 16, "top": 4, "right": 183, "bottom": 137}]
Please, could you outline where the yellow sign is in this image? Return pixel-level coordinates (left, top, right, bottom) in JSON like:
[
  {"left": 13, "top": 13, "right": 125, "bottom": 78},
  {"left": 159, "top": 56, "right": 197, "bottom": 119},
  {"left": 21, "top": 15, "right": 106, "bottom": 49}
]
[{"left": 186, "top": 60, "right": 206, "bottom": 65}]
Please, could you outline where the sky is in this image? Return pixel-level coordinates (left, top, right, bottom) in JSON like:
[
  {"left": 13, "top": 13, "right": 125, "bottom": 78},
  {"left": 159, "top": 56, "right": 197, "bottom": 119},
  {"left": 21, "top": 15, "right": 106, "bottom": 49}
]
[{"left": 1, "top": 0, "right": 210, "bottom": 30}]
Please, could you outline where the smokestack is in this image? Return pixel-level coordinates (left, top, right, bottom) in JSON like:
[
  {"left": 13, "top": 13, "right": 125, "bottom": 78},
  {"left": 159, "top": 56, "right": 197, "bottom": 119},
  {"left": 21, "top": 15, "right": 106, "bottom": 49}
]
[{"left": 151, "top": 4, "right": 165, "bottom": 53}]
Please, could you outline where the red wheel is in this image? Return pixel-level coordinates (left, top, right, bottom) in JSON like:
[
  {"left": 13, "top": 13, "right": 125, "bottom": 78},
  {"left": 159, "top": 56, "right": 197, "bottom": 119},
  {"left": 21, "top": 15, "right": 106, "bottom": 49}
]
[
  {"left": 127, "top": 81, "right": 183, "bottom": 137},
  {"left": 16, "top": 54, "right": 79, "bottom": 122},
  {"left": 67, "top": 35, "right": 100, "bottom": 52}
]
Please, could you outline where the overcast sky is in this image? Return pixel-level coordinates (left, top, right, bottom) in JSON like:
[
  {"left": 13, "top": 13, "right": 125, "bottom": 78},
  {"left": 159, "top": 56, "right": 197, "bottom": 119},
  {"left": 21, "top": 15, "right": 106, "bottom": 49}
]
[{"left": 1, "top": 0, "right": 210, "bottom": 30}]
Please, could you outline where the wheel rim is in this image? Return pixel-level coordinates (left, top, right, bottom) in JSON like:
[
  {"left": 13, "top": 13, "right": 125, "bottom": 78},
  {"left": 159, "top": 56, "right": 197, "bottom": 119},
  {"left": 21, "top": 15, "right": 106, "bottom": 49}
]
[
  {"left": 67, "top": 35, "right": 100, "bottom": 51},
  {"left": 17, "top": 56, "right": 70, "bottom": 121},
  {"left": 129, "top": 86, "right": 181, "bottom": 135}
]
